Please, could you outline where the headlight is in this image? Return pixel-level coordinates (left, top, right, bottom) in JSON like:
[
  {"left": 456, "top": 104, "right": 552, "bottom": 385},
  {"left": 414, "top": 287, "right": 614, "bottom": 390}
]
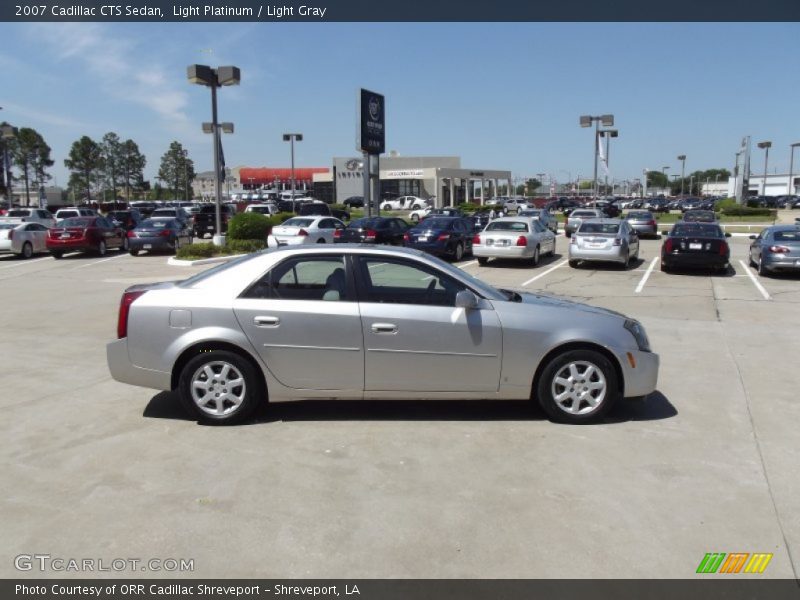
[{"left": 624, "top": 319, "right": 651, "bottom": 352}]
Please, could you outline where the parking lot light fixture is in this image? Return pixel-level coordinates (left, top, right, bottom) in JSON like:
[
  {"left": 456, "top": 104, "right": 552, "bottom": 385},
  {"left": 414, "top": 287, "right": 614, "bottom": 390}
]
[
  {"left": 677, "top": 155, "right": 686, "bottom": 197},
  {"left": 757, "top": 141, "right": 772, "bottom": 196},
  {"left": 789, "top": 143, "right": 800, "bottom": 196},
  {"left": 579, "top": 113, "right": 614, "bottom": 204},
  {"left": 187, "top": 64, "right": 240, "bottom": 246},
  {"left": 282, "top": 133, "right": 303, "bottom": 211}
]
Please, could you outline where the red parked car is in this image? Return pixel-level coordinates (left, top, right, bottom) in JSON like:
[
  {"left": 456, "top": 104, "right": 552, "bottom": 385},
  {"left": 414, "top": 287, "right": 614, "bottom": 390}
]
[{"left": 46, "top": 216, "right": 128, "bottom": 258}]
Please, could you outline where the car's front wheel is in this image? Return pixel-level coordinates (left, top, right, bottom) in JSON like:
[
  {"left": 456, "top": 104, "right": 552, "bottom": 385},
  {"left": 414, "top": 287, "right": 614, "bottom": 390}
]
[
  {"left": 21, "top": 242, "right": 33, "bottom": 259},
  {"left": 536, "top": 349, "right": 619, "bottom": 423},
  {"left": 121, "top": 236, "right": 129, "bottom": 252},
  {"left": 453, "top": 242, "right": 464, "bottom": 261},
  {"left": 477, "top": 257, "right": 489, "bottom": 266},
  {"left": 178, "top": 350, "right": 263, "bottom": 425},
  {"left": 97, "top": 240, "right": 107, "bottom": 256}
]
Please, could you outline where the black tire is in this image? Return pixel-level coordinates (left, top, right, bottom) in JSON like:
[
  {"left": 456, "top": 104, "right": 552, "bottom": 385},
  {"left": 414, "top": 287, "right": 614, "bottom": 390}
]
[
  {"left": 51, "top": 251, "right": 63, "bottom": 259},
  {"left": 660, "top": 260, "right": 670, "bottom": 272},
  {"left": 121, "top": 236, "right": 129, "bottom": 252},
  {"left": 748, "top": 252, "right": 757, "bottom": 268},
  {"left": 178, "top": 350, "right": 264, "bottom": 425},
  {"left": 411, "top": 214, "right": 420, "bottom": 223},
  {"left": 97, "top": 240, "right": 107, "bottom": 256},
  {"left": 568, "top": 259, "right": 579, "bottom": 268},
  {"left": 531, "top": 245, "right": 540, "bottom": 266},
  {"left": 317, "top": 238, "right": 325, "bottom": 243},
  {"left": 757, "top": 258, "right": 769, "bottom": 277},
  {"left": 21, "top": 242, "right": 33, "bottom": 259},
  {"left": 477, "top": 257, "right": 489, "bottom": 266},
  {"left": 536, "top": 349, "right": 619, "bottom": 424},
  {"left": 454, "top": 242, "right": 464, "bottom": 261},
  {"left": 129, "top": 250, "right": 139, "bottom": 257}
]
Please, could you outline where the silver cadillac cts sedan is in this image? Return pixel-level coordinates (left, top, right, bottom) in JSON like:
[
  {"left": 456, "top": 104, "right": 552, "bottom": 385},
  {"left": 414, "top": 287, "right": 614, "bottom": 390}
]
[{"left": 107, "top": 245, "right": 658, "bottom": 424}]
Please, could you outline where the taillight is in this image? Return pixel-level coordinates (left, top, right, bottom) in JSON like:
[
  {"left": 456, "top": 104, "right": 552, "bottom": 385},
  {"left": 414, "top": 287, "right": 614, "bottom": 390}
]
[
  {"left": 472, "top": 234, "right": 481, "bottom": 245},
  {"left": 515, "top": 236, "right": 527, "bottom": 247},
  {"left": 334, "top": 229, "right": 342, "bottom": 238},
  {"left": 127, "top": 230, "right": 135, "bottom": 238},
  {"left": 297, "top": 228, "right": 309, "bottom": 237},
  {"left": 117, "top": 290, "right": 146, "bottom": 339},
  {"left": 720, "top": 242, "right": 729, "bottom": 256},
  {"left": 570, "top": 235, "right": 576, "bottom": 244},
  {"left": 437, "top": 233, "right": 450, "bottom": 241},
  {"left": 365, "top": 229, "right": 377, "bottom": 240},
  {"left": 403, "top": 233, "right": 410, "bottom": 241},
  {"left": 768, "top": 245, "right": 790, "bottom": 254},
  {"left": 159, "top": 230, "right": 171, "bottom": 237},
  {"left": 649, "top": 220, "right": 656, "bottom": 226},
  {"left": 613, "top": 238, "right": 621, "bottom": 246},
  {"left": 664, "top": 238, "right": 674, "bottom": 253}
]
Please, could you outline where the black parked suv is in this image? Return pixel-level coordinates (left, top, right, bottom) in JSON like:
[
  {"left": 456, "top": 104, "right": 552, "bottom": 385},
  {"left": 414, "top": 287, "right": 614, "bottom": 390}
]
[{"left": 192, "top": 204, "right": 236, "bottom": 238}]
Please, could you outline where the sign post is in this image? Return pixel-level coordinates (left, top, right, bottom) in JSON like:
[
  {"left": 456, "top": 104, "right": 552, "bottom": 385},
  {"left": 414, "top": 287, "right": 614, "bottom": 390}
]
[{"left": 357, "top": 88, "right": 385, "bottom": 218}]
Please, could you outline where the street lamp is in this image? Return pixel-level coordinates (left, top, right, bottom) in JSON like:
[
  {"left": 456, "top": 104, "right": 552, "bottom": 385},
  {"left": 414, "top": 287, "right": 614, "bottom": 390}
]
[
  {"left": 788, "top": 142, "right": 800, "bottom": 196},
  {"left": 756, "top": 141, "right": 772, "bottom": 196},
  {"left": 677, "top": 155, "right": 686, "bottom": 197},
  {"left": 282, "top": 133, "right": 303, "bottom": 210},
  {"left": 1, "top": 121, "right": 18, "bottom": 208},
  {"left": 599, "top": 129, "right": 618, "bottom": 198},
  {"left": 579, "top": 113, "right": 614, "bottom": 203},
  {"left": 187, "top": 64, "right": 240, "bottom": 246}
]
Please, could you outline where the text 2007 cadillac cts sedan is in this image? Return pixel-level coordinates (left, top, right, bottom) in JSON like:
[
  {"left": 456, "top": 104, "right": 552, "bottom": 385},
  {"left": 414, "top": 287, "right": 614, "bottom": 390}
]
[{"left": 107, "top": 245, "right": 658, "bottom": 424}]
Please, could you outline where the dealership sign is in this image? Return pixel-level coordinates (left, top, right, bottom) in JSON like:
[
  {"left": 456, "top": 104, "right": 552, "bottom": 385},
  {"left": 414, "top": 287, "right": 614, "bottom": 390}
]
[
  {"left": 357, "top": 88, "right": 385, "bottom": 154},
  {"left": 385, "top": 169, "right": 424, "bottom": 178}
]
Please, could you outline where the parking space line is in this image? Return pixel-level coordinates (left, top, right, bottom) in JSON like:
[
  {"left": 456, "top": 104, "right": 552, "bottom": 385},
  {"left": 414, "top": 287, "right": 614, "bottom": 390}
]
[
  {"left": 0, "top": 256, "right": 51, "bottom": 270},
  {"left": 521, "top": 259, "right": 568, "bottom": 287},
  {"left": 738, "top": 260, "right": 772, "bottom": 300},
  {"left": 459, "top": 260, "right": 478, "bottom": 268},
  {"left": 635, "top": 257, "right": 659, "bottom": 293},
  {"left": 70, "top": 253, "right": 130, "bottom": 270}
]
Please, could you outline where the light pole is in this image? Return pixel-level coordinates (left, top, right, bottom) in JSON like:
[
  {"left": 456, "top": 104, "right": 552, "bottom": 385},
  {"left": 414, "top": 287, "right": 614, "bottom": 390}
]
[
  {"left": 580, "top": 114, "right": 614, "bottom": 205},
  {"left": 677, "top": 155, "right": 686, "bottom": 197},
  {"left": 1, "top": 122, "right": 17, "bottom": 207},
  {"left": 661, "top": 166, "right": 670, "bottom": 196},
  {"left": 756, "top": 141, "right": 772, "bottom": 196},
  {"left": 599, "top": 129, "right": 618, "bottom": 198},
  {"left": 689, "top": 175, "right": 696, "bottom": 196},
  {"left": 283, "top": 133, "right": 303, "bottom": 210},
  {"left": 188, "top": 64, "right": 240, "bottom": 246},
  {"left": 788, "top": 142, "right": 800, "bottom": 196}
]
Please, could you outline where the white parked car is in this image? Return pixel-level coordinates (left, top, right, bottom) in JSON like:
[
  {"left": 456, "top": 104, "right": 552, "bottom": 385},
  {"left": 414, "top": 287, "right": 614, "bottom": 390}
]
[
  {"left": 267, "top": 216, "right": 345, "bottom": 247},
  {"left": 473, "top": 217, "right": 556, "bottom": 266},
  {"left": 0, "top": 222, "right": 50, "bottom": 258},
  {"left": 245, "top": 204, "right": 280, "bottom": 216},
  {"left": 381, "top": 196, "right": 430, "bottom": 211},
  {"left": 55, "top": 207, "right": 97, "bottom": 220},
  {"left": 0, "top": 208, "right": 56, "bottom": 228},
  {"left": 409, "top": 206, "right": 433, "bottom": 223}
]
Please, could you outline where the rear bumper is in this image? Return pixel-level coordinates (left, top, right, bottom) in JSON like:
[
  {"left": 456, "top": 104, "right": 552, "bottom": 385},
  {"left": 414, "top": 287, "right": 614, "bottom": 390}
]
[
  {"left": 106, "top": 338, "right": 171, "bottom": 391},
  {"left": 761, "top": 255, "right": 800, "bottom": 271},
  {"left": 473, "top": 245, "right": 534, "bottom": 259},
  {"left": 569, "top": 246, "right": 627, "bottom": 263},
  {"left": 406, "top": 241, "right": 452, "bottom": 256},
  {"left": 662, "top": 252, "right": 728, "bottom": 268},
  {"left": 630, "top": 224, "right": 657, "bottom": 236},
  {"left": 46, "top": 238, "right": 94, "bottom": 252},
  {"left": 129, "top": 237, "right": 174, "bottom": 251}
]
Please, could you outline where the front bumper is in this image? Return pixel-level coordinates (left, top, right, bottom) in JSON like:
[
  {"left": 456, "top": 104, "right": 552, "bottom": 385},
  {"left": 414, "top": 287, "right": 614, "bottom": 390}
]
[
  {"left": 619, "top": 348, "right": 660, "bottom": 398},
  {"left": 106, "top": 338, "right": 171, "bottom": 391}
]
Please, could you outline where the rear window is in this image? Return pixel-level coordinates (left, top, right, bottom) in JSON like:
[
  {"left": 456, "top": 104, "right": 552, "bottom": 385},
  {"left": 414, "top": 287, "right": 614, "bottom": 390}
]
[
  {"left": 774, "top": 231, "right": 800, "bottom": 242},
  {"left": 140, "top": 219, "right": 172, "bottom": 228},
  {"left": 350, "top": 218, "right": 384, "bottom": 228},
  {"left": 152, "top": 209, "right": 176, "bottom": 215},
  {"left": 672, "top": 224, "right": 723, "bottom": 237},
  {"left": 418, "top": 218, "right": 454, "bottom": 229},
  {"left": 579, "top": 222, "right": 620, "bottom": 234},
  {"left": 486, "top": 221, "right": 529, "bottom": 232},
  {"left": 571, "top": 211, "right": 598, "bottom": 218}
]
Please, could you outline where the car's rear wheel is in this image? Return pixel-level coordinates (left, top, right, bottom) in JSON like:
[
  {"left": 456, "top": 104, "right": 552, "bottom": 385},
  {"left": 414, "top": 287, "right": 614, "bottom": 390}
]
[
  {"left": 477, "top": 257, "right": 489, "bottom": 266},
  {"left": 51, "top": 251, "right": 63, "bottom": 259},
  {"left": 21, "top": 242, "right": 33, "bottom": 259},
  {"left": 660, "top": 260, "right": 670, "bottom": 272},
  {"left": 536, "top": 349, "right": 619, "bottom": 423},
  {"left": 317, "top": 238, "right": 325, "bottom": 244},
  {"left": 454, "top": 242, "right": 464, "bottom": 261},
  {"left": 758, "top": 257, "right": 769, "bottom": 277},
  {"left": 178, "top": 350, "right": 263, "bottom": 425},
  {"left": 97, "top": 240, "right": 107, "bottom": 256},
  {"left": 568, "top": 259, "right": 579, "bottom": 268},
  {"left": 121, "top": 236, "right": 129, "bottom": 252},
  {"left": 531, "top": 245, "right": 540, "bottom": 266},
  {"left": 129, "top": 250, "right": 139, "bottom": 257}
]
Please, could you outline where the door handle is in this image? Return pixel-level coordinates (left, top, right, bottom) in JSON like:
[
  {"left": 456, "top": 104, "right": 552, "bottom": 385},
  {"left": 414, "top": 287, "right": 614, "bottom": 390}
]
[
  {"left": 254, "top": 316, "right": 280, "bottom": 327},
  {"left": 370, "top": 323, "right": 397, "bottom": 334}
]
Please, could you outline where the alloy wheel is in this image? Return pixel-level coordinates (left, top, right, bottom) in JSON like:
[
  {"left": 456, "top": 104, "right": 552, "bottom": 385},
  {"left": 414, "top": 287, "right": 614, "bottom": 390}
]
[
  {"left": 190, "top": 361, "right": 247, "bottom": 417},
  {"left": 550, "top": 360, "right": 607, "bottom": 416}
]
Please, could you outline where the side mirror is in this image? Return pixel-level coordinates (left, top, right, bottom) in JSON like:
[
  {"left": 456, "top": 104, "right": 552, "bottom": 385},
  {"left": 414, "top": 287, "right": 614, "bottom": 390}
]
[
  {"left": 725, "top": 232, "right": 732, "bottom": 238},
  {"left": 748, "top": 234, "right": 757, "bottom": 240},
  {"left": 455, "top": 290, "right": 479, "bottom": 310}
]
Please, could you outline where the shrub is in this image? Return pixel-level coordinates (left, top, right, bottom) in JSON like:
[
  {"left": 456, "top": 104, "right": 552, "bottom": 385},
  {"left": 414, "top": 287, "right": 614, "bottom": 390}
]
[
  {"left": 225, "top": 239, "right": 267, "bottom": 255},
  {"left": 715, "top": 198, "right": 738, "bottom": 212},
  {"left": 458, "top": 203, "right": 480, "bottom": 213},
  {"left": 271, "top": 212, "right": 296, "bottom": 225},
  {"left": 176, "top": 243, "right": 215, "bottom": 259},
  {"left": 721, "top": 206, "right": 775, "bottom": 217},
  {"left": 227, "top": 212, "right": 270, "bottom": 241}
]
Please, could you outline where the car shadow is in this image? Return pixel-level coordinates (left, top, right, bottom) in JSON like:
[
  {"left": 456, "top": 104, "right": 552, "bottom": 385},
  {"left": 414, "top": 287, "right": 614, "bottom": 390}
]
[
  {"left": 481, "top": 253, "right": 565, "bottom": 270},
  {"left": 143, "top": 390, "right": 677, "bottom": 425},
  {"left": 664, "top": 263, "right": 737, "bottom": 277}
]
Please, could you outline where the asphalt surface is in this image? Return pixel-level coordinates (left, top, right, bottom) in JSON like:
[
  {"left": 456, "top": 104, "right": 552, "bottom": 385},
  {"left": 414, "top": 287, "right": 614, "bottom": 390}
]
[{"left": 1, "top": 231, "right": 798, "bottom": 579}]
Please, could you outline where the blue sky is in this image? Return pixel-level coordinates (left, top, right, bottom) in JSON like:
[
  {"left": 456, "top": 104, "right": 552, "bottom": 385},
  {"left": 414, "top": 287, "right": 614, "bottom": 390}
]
[{"left": 1, "top": 22, "right": 799, "bottom": 187}]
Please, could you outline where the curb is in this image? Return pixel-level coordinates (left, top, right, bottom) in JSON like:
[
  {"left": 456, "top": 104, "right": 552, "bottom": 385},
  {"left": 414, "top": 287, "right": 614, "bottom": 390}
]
[{"left": 167, "top": 253, "right": 246, "bottom": 267}]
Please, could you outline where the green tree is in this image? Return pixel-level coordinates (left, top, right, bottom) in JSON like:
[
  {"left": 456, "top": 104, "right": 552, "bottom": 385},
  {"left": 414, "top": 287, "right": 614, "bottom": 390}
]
[
  {"left": 646, "top": 171, "right": 668, "bottom": 189},
  {"left": 158, "top": 141, "right": 195, "bottom": 200},
  {"left": 9, "top": 127, "right": 54, "bottom": 205},
  {"left": 120, "top": 139, "right": 146, "bottom": 200},
  {"left": 64, "top": 136, "right": 104, "bottom": 202},
  {"left": 526, "top": 178, "right": 542, "bottom": 194},
  {"left": 101, "top": 132, "right": 124, "bottom": 201}
]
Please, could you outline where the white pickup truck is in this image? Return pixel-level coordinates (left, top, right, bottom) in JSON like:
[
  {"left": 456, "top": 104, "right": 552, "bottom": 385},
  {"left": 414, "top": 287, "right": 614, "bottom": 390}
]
[{"left": 0, "top": 208, "right": 56, "bottom": 228}]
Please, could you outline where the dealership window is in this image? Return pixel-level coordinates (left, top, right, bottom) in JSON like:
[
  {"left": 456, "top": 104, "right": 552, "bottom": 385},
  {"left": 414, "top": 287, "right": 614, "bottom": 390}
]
[{"left": 381, "top": 179, "right": 421, "bottom": 199}]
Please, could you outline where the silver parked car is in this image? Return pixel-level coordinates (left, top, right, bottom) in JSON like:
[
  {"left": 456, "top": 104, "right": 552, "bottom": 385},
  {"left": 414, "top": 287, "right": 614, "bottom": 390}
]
[
  {"left": 569, "top": 219, "right": 640, "bottom": 268},
  {"left": 564, "top": 209, "right": 603, "bottom": 237},
  {"left": 518, "top": 208, "right": 559, "bottom": 234},
  {"left": 473, "top": 217, "right": 556, "bottom": 266},
  {"left": 623, "top": 211, "right": 658, "bottom": 238},
  {"left": 107, "top": 246, "right": 658, "bottom": 425},
  {"left": 748, "top": 225, "right": 800, "bottom": 275},
  {"left": 0, "top": 222, "right": 50, "bottom": 258}
]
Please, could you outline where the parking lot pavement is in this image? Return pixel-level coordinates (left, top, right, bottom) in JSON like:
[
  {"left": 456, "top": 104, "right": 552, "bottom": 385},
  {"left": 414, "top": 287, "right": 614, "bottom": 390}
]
[{"left": 1, "top": 245, "right": 799, "bottom": 579}]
